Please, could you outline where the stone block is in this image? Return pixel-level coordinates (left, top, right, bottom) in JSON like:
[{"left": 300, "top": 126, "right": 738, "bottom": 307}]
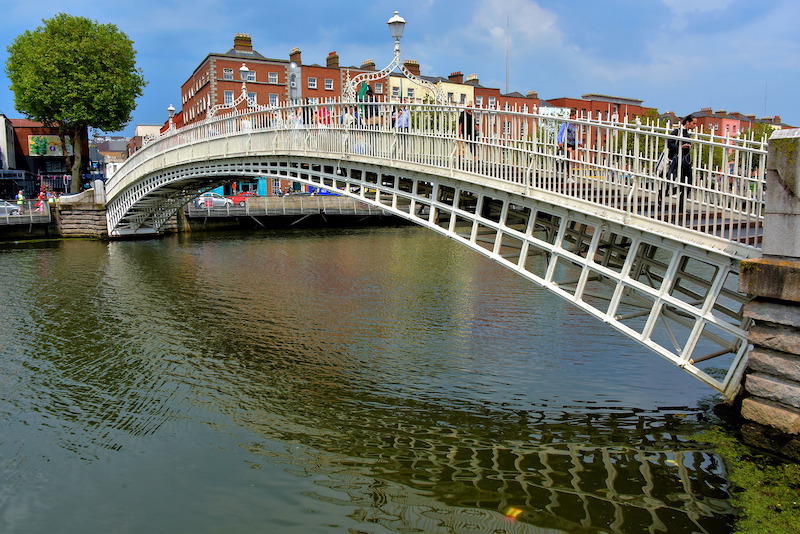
[
  {"left": 741, "top": 421, "right": 800, "bottom": 461},
  {"left": 748, "top": 323, "right": 800, "bottom": 356},
  {"left": 745, "top": 372, "right": 800, "bottom": 408},
  {"left": 739, "top": 258, "right": 800, "bottom": 303},
  {"left": 741, "top": 396, "right": 800, "bottom": 434},
  {"left": 743, "top": 299, "right": 800, "bottom": 328},
  {"left": 747, "top": 347, "right": 800, "bottom": 381}
]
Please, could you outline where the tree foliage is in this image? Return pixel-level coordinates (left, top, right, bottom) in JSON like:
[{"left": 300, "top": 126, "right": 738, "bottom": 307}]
[{"left": 6, "top": 13, "right": 146, "bottom": 192}]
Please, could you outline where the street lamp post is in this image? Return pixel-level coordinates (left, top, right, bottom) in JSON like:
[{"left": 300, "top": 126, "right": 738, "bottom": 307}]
[
  {"left": 343, "top": 11, "right": 445, "bottom": 104},
  {"left": 239, "top": 63, "right": 250, "bottom": 106},
  {"left": 167, "top": 104, "right": 175, "bottom": 130}
]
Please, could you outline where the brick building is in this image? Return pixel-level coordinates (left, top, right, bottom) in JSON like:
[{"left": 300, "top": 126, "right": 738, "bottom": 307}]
[
  {"left": 546, "top": 94, "right": 655, "bottom": 122},
  {"left": 689, "top": 107, "right": 789, "bottom": 136},
  {"left": 179, "top": 34, "right": 383, "bottom": 128}
]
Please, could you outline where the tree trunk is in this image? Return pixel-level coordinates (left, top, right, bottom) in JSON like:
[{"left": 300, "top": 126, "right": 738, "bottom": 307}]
[{"left": 69, "top": 126, "right": 83, "bottom": 194}]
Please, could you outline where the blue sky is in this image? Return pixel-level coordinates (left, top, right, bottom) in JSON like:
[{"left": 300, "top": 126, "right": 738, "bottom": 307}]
[{"left": 1, "top": 0, "right": 798, "bottom": 135}]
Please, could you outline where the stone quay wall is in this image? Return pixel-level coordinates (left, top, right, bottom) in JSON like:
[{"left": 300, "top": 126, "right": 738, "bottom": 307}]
[
  {"left": 738, "top": 128, "right": 800, "bottom": 459},
  {"left": 54, "top": 202, "right": 108, "bottom": 238}
]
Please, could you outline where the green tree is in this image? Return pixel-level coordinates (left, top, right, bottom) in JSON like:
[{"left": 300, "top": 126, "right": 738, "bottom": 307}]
[{"left": 6, "top": 13, "right": 146, "bottom": 193}]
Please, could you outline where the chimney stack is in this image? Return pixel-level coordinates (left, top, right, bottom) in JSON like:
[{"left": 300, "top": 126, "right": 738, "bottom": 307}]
[
  {"left": 360, "top": 59, "right": 376, "bottom": 70},
  {"left": 326, "top": 51, "right": 339, "bottom": 69},
  {"left": 403, "top": 60, "right": 420, "bottom": 77},
  {"left": 526, "top": 91, "right": 539, "bottom": 100},
  {"left": 289, "top": 47, "right": 302, "bottom": 65},
  {"left": 465, "top": 73, "right": 479, "bottom": 84},
  {"left": 234, "top": 33, "right": 252, "bottom": 52},
  {"left": 448, "top": 71, "right": 463, "bottom": 84}
]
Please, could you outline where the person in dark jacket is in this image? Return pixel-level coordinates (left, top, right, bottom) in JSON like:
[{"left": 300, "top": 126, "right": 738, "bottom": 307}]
[{"left": 664, "top": 114, "right": 696, "bottom": 214}]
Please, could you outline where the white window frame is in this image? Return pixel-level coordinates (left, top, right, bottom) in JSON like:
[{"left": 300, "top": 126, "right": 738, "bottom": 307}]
[
  {"left": 247, "top": 92, "right": 256, "bottom": 107},
  {"left": 269, "top": 94, "right": 278, "bottom": 106},
  {"left": 476, "top": 96, "right": 483, "bottom": 106},
  {"left": 374, "top": 83, "right": 383, "bottom": 94},
  {"left": 406, "top": 88, "right": 414, "bottom": 100},
  {"left": 268, "top": 72, "right": 278, "bottom": 84},
  {"left": 488, "top": 97, "right": 496, "bottom": 108},
  {"left": 246, "top": 70, "right": 256, "bottom": 82},
  {"left": 223, "top": 68, "right": 233, "bottom": 80},
  {"left": 308, "top": 77, "right": 317, "bottom": 89},
  {"left": 392, "top": 86, "right": 400, "bottom": 98},
  {"left": 324, "top": 78, "right": 333, "bottom": 90},
  {"left": 223, "top": 90, "right": 234, "bottom": 104}
]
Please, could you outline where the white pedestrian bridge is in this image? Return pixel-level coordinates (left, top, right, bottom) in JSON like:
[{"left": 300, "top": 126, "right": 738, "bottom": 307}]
[{"left": 105, "top": 101, "right": 769, "bottom": 398}]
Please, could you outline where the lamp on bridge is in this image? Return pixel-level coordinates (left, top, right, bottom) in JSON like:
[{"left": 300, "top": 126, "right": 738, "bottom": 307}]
[
  {"left": 167, "top": 104, "right": 175, "bottom": 130},
  {"left": 343, "top": 11, "right": 445, "bottom": 104},
  {"left": 239, "top": 62, "right": 250, "bottom": 102},
  {"left": 387, "top": 11, "right": 405, "bottom": 58}
]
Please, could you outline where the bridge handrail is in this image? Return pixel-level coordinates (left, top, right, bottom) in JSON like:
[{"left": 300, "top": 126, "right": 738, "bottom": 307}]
[{"left": 108, "top": 100, "right": 768, "bottom": 249}]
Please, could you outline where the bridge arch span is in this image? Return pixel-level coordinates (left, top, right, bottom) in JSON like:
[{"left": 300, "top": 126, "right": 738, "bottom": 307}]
[
  {"left": 108, "top": 143, "right": 748, "bottom": 397},
  {"left": 106, "top": 104, "right": 768, "bottom": 397}
]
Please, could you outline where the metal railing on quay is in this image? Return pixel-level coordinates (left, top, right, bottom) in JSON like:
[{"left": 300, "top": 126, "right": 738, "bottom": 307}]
[
  {"left": 110, "top": 99, "right": 769, "bottom": 248},
  {"left": 185, "top": 195, "right": 391, "bottom": 218},
  {"left": 0, "top": 199, "right": 52, "bottom": 225}
]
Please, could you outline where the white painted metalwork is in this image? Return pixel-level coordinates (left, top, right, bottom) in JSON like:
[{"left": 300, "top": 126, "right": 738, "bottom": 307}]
[
  {"left": 105, "top": 100, "right": 771, "bottom": 398},
  {"left": 342, "top": 12, "right": 448, "bottom": 104}
]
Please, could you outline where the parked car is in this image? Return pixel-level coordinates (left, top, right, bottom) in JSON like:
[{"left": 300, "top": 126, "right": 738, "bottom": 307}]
[
  {"left": 230, "top": 191, "right": 259, "bottom": 206},
  {"left": 0, "top": 200, "right": 21, "bottom": 216},
  {"left": 195, "top": 192, "right": 233, "bottom": 208}
]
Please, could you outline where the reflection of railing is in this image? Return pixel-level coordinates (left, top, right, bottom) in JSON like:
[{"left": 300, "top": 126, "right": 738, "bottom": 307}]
[
  {"left": 0, "top": 199, "right": 51, "bottom": 225},
  {"left": 246, "top": 396, "right": 733, "bottom": 534},
  {"left": 108, "top": 99, "right": 768, "bottom": 249}
]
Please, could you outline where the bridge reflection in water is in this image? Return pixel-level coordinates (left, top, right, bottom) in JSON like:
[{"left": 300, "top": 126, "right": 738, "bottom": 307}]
[{"left": 243, "top": 392, "right": 731, "bottom": 533}]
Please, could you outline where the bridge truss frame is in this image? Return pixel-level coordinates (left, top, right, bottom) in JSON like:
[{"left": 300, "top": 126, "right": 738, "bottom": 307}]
[
  {"left": 106, "top": 151, "right": 749, "bottom": 398},
  {"left": 105, "top": 103, "right": 768, "bottom": 398}
]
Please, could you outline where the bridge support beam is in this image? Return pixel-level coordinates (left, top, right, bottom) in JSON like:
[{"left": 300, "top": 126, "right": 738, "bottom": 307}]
[{"left": 738, "top": 128, "right": 800, "bottom": 459}]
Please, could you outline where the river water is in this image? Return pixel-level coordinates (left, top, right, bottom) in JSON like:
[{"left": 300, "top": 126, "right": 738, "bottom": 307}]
[{"left": 0, "top": 227, "right": 734, "bottom": 533}]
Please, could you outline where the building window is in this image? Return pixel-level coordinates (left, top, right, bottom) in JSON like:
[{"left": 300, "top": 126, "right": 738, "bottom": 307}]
[
  {"left": 224, "top": 90, "right": 234, "bottom": 104},
  {"left": 268, "top": 72, "right": 278, "bottom": 84},
  {"left": 307, "top": 97, "right": 319, "bottom": 104},
  {"left": 247, "top": 92, "right": 256, "bottom": 107},
  {"left": 223, "top": 68, "right": 233, "bottom": 80},
  {"left": 324, "top": 79, "right": 333, "bottom": 90},
  {"left": 460, "top": 94, "right": 466, "bottom": 104},
  {"left": 488, "top": 97, "right": 496, "bottom": 108},
  {"left": 246, "top": 70, "right": 256, "bottom": 82},
  {"left": 374, "top": 83, "right": 383, "bottom": 94},
  {"left": 269, "top": 94, "right": 278, "bottom": 106},
  {"left": 308, "top": 77, "right": 317, "bottom": 89},
  {"left": 271, "top": 177, "right": 281, "bottom": 195},
  {"left": 407, "top": 88, "right": 414, "bottom": 100},
  {"left": 447, "top": 92, "right": 454, "bottom": 103},
  {"left": 476, "top": 96, "right": 483, "bottom": 106},
  {"left": 392, "top": 86, "right": 400, "bottom": 98}
]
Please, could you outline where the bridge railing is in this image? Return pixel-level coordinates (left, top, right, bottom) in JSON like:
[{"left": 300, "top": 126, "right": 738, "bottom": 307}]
[{"left": 111, "top": 99, "right": 768, "bottom": 248}]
